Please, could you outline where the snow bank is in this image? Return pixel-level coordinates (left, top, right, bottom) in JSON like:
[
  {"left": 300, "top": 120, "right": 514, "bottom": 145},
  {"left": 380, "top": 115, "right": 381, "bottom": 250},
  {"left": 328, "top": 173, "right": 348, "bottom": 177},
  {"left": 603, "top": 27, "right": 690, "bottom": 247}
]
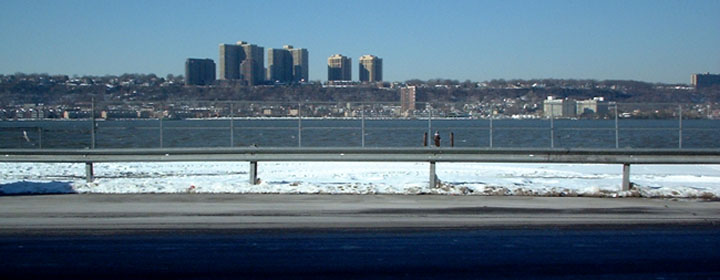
[{"left": 1, "top": 162, "right": 719, "bottom": 199}]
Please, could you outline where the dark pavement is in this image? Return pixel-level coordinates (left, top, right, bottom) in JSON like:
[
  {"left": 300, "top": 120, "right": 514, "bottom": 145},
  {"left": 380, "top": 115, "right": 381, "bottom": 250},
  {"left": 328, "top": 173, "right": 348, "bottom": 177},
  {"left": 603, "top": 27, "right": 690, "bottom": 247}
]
[{"left": 2, "top": 228, "right": 720, "bottom": 279}]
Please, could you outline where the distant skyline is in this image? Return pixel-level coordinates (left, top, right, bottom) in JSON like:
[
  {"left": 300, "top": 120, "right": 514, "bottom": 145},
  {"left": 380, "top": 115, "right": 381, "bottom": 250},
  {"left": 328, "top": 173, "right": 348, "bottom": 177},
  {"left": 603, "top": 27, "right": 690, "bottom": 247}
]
[{"left": 0, "top": 0, "right": 718, "bottom": 84}]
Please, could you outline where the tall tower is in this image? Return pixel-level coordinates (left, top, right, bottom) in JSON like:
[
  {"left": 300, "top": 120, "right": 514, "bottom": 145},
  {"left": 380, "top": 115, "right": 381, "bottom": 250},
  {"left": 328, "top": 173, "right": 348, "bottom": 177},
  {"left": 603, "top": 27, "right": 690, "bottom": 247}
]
[
  {"left": 218, "top": 44, "right": 241, "bottom": 80},
  {"left": 238, "top": 41, "right": 265, "bottom": 85},
  {"left": 218, "top": 41, "right": 265, "bottom": 85},
  {"left": 327, "top": 54, "right": 351, "bottom": 81},
  {"left": 266, "top": 45, "right": 309, "bottom": 83},
  {"left": 400, "top": 86, "right": 417, "bottom": 112},
  {"left": 286, "top": 45, "right": 309, "bottom": 82},
  {"left": 267, "top": 48, "right": 293, "bottom": 83},
  {"left": 359, "top": 55, "right": 382, "bottom": 82}
]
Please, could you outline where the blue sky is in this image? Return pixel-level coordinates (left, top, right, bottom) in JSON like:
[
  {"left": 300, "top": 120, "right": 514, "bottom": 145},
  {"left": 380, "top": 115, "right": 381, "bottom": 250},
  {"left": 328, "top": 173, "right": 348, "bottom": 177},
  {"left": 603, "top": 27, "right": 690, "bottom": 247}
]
[{"left": 0, "top": 0, "right": 718, "bottom": 83}]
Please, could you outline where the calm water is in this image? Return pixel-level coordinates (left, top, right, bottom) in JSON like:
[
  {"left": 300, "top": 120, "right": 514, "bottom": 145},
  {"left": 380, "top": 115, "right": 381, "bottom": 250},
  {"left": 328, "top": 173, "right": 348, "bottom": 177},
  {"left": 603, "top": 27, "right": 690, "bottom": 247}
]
[{"left": 1, "top": 119, "right": 719, "bottom": 149}]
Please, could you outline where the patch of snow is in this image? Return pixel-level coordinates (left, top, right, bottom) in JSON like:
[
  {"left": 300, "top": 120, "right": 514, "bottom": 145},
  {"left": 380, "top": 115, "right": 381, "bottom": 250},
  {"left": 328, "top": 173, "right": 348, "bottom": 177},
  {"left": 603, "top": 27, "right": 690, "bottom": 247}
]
[{"left": 0, "top": 162, "right": 718, "bottom": 199}]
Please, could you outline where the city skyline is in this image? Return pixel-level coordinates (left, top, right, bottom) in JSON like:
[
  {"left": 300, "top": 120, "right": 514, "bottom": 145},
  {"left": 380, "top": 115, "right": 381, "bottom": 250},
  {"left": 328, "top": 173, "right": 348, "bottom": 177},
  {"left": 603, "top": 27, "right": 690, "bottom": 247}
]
[{"left": 0, "top": 0, "right": 718, "bottom": 84}]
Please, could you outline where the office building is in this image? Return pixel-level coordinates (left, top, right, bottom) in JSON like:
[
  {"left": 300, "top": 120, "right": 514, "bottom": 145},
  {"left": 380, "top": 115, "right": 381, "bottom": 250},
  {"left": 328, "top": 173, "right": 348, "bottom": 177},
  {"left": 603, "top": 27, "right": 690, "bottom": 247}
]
[
  {"left": 185, "top": 58, "right": 215, "bottom": 86},
  {"left": 400, "top": 86, "right": 416, "bottom": 113},
  {"left": 691, "top": 73, "right": 720, "bottom": 89},
  {"left": 359, "top": 55, "right": 382, "bottom": 82},
  {"left": 328, "top": 54, "right": 351, "bottom": 81},
  {"left": 218, "top": 41, "right": 265, "bottom": 85}
]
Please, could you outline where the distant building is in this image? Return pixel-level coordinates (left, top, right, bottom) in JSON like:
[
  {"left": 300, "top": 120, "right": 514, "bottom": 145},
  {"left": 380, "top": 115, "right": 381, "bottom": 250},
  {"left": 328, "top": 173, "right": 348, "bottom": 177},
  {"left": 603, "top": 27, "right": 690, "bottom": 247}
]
[
  {"left": 359, "top": 55, "right": 382, "bottom": 82},
  {"left": 239, "top": 41, "right": 265, "bottom": 85},
  {"left": 101, "top": 110, "right": 139, "bottom": 119},
  {"left": 218, "top": 41, "right": 265, "bottom": 85},
  {"left": 328, "top": 54, "right": 351, "bottom": 81},
  {"left": 218, "top": 44, "right": 241, "bottom": 80},
  {"left": 691, "top": 73, "right": 720, "bottom": 89},
  {"left": 287, "top": 46, "right": 309, "bottom": 82},
  {"left": 400, "top": 86, "right": 416, "bottom": 113},
  {"left": 267, "top": 48, "right": 293, "bottom": 83},
  {"left": 240, "top": 59, "right": 261, "bottom": 86},
  {"left": 575, "top": 97, "right": 608, "bottom": 116},
  {"left": 185, "top": 58, "right": 215, "bottom": 86},
  {"left": 267, "top": 45, "right": 308, "bottom": 83},
  {"left": 543, "top": 96, "right": 576, "bottom": 118}
]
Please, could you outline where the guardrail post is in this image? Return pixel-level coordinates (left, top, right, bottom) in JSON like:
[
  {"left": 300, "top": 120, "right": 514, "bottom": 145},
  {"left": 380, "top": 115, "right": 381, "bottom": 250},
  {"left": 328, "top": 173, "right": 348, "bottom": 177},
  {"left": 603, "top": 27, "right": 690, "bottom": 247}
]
[
  {"left": 85, "top": 162, "right": 94, "bottom": 183},
  {"left": 614, "top": 103, "right": 619, "bottom": 149},
  {"left": 429, "top": 161, "right": 437, "bottom": 188},
  {"left": 361, "top": 103, "right": 365, "bottom": 147},
  {"left": 622, "top": 163, "right": 630, "bottom": 191},
  {"left": 550, "top": 105, "right": 555, "bottom": 148},
  {"left": 427, "top": 103, "right": 432, "bottom": 148},
  {"left": 489, "top": 116, "right": 493, "bottom": 148},
  {"left": 159, "top": 116, "right": 164, "bottom": 148},
  {"left": 230, "top": 102, "right": 235, "bottom": 147},
  {"left": 249, "top": 161, "right": 258, "bottom": 185},
  {"left": 91, "top": 97, "right": 96, "bottom": 149},
  {"left": 298, "top": 103, "right": 302, "bottom": 147},
  {"left": 678, "top": 104, "right": 683, "bottom": 149}
]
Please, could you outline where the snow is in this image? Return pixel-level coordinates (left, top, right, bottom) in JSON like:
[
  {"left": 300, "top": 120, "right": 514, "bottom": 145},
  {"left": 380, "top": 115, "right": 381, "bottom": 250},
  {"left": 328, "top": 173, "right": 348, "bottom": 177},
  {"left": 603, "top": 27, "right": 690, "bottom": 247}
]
[{"left": 1, "top": 162, "right": 719, "bottom": 199}]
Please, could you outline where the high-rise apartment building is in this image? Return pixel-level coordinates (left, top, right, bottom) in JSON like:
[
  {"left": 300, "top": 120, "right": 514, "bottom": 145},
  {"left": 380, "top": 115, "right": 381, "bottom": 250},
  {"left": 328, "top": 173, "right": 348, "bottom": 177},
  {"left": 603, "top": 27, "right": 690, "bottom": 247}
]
[
  {"left": 218, "top": 41, "right": 265, "bottom": 85},
  {"left": 359, "top": 55, "right": 382, "bottom": 82},
  {"left": 287, "top": 45, "right": 309, "bottom": 82},
  {"left": 185, "top": 58, "right": 216, "bottom": 86},
  {"left": 691, "top": 73, "right": 720, "bottom": 89},
  {"left": 267, "top": 45, "right": 309, "bottom": 83},
  {"left": 218, "top": 44, "right": 241, "bottom": 80},
  {"left": 267, "top": 48, "right": 293, "bottom": 83},
  {"left": 327, "top": 54, "right": 351, "bottom": 81},
  {"left": 240, "top": 59, "right": 261, "bottom": 86},
  {"left": 238, "top": 41, "right": 264, "bottom": 85},
  {"left": 400, "top": 86, "right": 417, "bottom": 113}
]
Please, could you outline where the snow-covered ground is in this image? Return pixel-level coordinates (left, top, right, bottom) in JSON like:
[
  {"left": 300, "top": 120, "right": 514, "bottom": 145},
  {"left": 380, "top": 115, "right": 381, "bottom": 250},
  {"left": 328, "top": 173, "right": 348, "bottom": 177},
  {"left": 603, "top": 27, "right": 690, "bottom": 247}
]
[{"left": 1, "top": 162, "right": 719, "bottom": 199}]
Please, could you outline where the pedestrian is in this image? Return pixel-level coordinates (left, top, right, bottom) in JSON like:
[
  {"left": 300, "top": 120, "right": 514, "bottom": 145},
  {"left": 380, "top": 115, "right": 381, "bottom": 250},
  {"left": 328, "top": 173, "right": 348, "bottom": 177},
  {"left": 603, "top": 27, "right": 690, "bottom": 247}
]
[{"left": 433, "top": 131, "right": 441, "bottom": 147}]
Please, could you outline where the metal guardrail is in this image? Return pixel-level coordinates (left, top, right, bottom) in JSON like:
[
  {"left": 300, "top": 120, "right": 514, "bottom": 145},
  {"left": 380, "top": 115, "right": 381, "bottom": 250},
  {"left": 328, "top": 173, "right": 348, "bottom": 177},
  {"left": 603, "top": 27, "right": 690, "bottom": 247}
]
[{"left": 3, "top": 147, "right": 720, "bottom": 191}]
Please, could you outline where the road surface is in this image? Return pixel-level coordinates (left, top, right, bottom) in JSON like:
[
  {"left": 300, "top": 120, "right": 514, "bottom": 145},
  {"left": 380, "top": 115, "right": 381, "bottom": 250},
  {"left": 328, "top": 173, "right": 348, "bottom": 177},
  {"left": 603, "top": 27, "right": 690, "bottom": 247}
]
[{"left": 1, "top": 194, "right": 718, "bottom": 279}]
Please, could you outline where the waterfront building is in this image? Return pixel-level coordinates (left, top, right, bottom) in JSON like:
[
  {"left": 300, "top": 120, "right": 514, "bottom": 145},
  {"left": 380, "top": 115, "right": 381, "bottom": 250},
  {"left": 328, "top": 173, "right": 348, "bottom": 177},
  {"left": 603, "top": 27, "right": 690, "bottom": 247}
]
[
  {"left": 185, "top": 58, "right": 215, "bottom": 86},
  {"left": 575, "top": 97, "right": 609, "bottom": 116},
  {"left": 543, "top": 96, "right": 576, "bottom": 118},
  {"left": 359, "top": 55, "right": 382, "bottom": 82},
  {"left": 400, "top": 86, "right": 416, "bottom": 113},
  {"left": 328, "top": 54, "right": 351, "bottom": 81},
  {"left": 691, "top": 73, "right": 720, "bottom": 89}
]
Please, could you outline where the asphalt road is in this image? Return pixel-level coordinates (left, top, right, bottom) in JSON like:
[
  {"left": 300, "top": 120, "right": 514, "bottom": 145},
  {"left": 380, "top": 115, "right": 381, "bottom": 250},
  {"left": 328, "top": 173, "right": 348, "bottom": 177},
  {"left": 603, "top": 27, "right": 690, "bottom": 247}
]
[
  {"left": 2, "top": 228, "right": 720, "bottom": 279},
  {"left": 0, "top": 194, "right": 718, "bottom": 232},
  {"left": 1, "top": 194, "right": 719, "bottom": 279}
]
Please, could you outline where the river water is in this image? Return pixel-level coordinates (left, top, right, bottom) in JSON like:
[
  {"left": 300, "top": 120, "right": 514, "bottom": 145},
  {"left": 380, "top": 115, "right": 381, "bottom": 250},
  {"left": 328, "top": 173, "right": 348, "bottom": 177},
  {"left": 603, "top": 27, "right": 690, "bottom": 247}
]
[{"left": 1, "top": 119, "right": 719, "bottom": 149}]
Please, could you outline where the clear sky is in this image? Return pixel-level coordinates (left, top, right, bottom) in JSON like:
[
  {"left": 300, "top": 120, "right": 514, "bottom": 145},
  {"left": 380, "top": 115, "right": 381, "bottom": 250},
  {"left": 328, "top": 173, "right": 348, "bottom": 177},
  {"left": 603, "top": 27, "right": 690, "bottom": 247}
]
[{"left": 0, "top": 0, "right": 718, "bottom": 83}]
